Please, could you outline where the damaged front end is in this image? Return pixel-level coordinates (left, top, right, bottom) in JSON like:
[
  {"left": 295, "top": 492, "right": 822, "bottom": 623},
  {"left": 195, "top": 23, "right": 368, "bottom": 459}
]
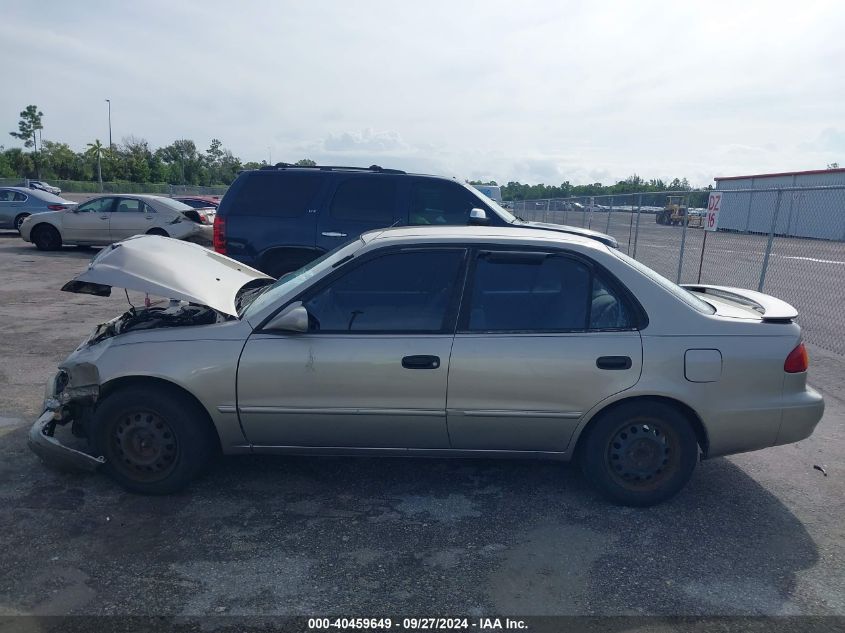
[{"left": 28, "top": 368, "right": 105, "bottom": 471}]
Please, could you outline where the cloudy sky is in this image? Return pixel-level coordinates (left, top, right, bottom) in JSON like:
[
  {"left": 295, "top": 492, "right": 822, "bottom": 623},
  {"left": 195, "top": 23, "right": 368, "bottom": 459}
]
[{"left": 2, "top": 0, "right": 843, "bottom": 186}]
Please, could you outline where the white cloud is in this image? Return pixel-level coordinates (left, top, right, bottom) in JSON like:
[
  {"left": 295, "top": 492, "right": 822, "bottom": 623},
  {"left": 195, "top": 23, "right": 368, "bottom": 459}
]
[{"left": 1, "top": 0, "right": 843, "bottom": 188}]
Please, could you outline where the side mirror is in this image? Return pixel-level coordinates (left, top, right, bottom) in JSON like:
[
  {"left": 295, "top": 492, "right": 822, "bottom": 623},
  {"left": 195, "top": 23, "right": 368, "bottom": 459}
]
[
  {"left": 263, "top": 302, "right": 309, "bottom": 333},
  {"left": 468, "top": 208, "right": 488, "bottom": 225}
]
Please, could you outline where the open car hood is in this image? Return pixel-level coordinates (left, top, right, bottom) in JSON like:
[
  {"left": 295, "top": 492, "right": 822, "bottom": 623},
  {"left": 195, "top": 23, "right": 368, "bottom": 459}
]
[{"left": 61, "top": 235, "right": 273, "bottom": 317}]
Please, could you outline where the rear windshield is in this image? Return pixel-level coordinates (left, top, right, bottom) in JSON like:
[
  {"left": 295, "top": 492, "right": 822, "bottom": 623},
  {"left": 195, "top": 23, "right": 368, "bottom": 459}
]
[
  {"left": 229, "top": 172, "right": 323, "bottom": 217},
  {"left": 610, "top": 249, "right": 715, "bottom": 314},
  {"left": 154, "top": 197, "right": 193, "bottom": 211}
]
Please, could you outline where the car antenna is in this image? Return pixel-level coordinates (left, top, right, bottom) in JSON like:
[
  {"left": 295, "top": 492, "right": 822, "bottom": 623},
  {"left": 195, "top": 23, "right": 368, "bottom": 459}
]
[{"left": 371, "top": 218, "right": 403, "bottom": 242}]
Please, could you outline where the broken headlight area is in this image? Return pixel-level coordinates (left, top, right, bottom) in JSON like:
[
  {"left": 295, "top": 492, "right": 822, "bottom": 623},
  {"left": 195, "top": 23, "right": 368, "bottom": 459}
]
[{"left": 30, "top": 373, "right": 104, "bottom": 471}]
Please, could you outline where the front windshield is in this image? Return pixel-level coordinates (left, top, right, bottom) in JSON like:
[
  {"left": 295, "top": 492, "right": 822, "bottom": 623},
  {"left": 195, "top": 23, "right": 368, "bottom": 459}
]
[
  {"left": 462, "top": 183, "right": 518, "bottom": 223},
  {"left": 243, "top": 239, "right": 365, "bottom": 318}
]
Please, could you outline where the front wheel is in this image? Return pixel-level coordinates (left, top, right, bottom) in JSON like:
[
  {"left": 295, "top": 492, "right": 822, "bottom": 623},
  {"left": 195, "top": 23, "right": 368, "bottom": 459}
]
[
  {"left": 91, "top": 386, "right": 218, "bottom": 494},
  {"left": 146, "top": 228, "right": 169, "bottom": 237},
  {"left": 32, "top": 224, "right": 62, "bottom": 250},
  {"left": 579, "top": 401, "right": 699, "bottom": 506}
]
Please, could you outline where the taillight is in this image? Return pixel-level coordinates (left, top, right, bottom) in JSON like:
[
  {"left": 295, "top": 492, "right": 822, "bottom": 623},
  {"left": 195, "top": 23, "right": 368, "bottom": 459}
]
[
  {"left": 47, "top": 204, "right": 67, "bottom": 211},
  {"left": 784, "top": 342, "right": 809, "bottom": 373},
  {"left": 213, "top": 215, "right": 226, "bottom": 254}
]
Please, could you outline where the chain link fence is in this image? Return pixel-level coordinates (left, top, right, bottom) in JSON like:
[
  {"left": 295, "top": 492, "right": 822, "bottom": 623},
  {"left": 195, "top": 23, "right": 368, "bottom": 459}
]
[
  {"left": 0, "top": 178, "right": 228, "bottom": 197},
  {"left": 511, "top": 187, "right": 845, "bottom": 356}
]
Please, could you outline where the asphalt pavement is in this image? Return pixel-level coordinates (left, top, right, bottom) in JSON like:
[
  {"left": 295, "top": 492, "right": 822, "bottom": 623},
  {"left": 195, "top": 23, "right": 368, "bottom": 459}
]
[{"left": 0, "top": 231, "right": 842, "bottom": 618}]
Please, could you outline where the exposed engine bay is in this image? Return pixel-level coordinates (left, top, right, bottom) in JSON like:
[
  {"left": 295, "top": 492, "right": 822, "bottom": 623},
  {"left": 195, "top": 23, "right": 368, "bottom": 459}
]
[{"left": 87, "top": 301, "right": 226, "bottom": 346}]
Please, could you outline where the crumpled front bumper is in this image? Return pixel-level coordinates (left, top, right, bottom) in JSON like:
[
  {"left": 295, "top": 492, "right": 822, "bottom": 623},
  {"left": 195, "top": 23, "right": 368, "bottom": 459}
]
[{"left": 28, "top": 409, "right": 104, "bottom": 472}]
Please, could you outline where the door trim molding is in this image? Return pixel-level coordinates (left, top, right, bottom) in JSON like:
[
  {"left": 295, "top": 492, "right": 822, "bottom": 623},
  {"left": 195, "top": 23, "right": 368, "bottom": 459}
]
[
  {"left": 455, "top": 409, "right": 583, "bottom": 419},
  {"left": 233, "top": 405, "right": 443, "bottom": 417}
]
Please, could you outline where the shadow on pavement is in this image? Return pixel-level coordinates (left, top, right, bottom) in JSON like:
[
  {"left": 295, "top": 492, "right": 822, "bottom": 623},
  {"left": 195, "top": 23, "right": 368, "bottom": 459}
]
[{"left": 0, "top": 430, "right": 821, "bottom": 616}]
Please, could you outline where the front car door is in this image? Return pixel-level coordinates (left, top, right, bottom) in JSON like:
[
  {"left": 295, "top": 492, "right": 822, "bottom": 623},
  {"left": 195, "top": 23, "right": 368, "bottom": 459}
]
[
  {"left": 408, "top": 179, "right": 488, "bottom": 227},
  {"left": 109, "top": 197, "right": 155, "bottom": 240},
  {"left": 0, "top": 189, "right": 26, "bottom": 228},
  {"left": 61, "top": 197, "right": 115, "bottom": 243},
  {"left": 446, "top": 249, "right": 643, "bottom": 452},
  {"left": 237, "top": 247, "right": 467, "bottom": 449},
  {"left": 315, "top": 176, "right": 402, "bottom": 252}
]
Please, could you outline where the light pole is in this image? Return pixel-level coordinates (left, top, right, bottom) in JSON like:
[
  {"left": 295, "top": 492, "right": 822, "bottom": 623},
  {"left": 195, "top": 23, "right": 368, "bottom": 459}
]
[{"left": 105, "top": 99, "right": 112, "bottom": 148}]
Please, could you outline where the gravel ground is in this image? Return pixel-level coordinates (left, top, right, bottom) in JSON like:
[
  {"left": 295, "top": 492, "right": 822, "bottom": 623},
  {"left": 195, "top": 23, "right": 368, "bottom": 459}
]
[{"left": 0, "top": 230, "right": 842, "bottom": 619}]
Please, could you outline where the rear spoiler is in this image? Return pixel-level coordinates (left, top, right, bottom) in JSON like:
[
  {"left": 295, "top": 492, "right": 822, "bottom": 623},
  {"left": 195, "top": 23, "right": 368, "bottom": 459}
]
[{"left": 681, "top": 284, "right": 798, "bottom": 322}]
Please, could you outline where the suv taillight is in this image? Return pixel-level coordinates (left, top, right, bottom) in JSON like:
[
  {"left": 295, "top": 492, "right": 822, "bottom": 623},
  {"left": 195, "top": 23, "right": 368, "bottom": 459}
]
[
  {"left": 784, "top": 342, "right": 809, "bottom": 373},
  {"left": 213, "top": 215, "right": 226, "bottom": 254}
]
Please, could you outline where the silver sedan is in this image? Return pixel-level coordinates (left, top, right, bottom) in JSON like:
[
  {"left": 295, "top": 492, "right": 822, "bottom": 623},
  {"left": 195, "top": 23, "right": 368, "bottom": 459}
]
[
  {"left": 29, "top": 228, "right": 824, "bottom": 506},
  {"left": 19, "top": 194, "right": 212, "bottom": 249},
  {"left": 0, "top": 186, "right": 77, "bottom": 233}
]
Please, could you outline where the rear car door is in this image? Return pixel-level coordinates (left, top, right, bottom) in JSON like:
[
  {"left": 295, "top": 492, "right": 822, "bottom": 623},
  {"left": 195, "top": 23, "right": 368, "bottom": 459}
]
[
  {"left": 62, "top": 197, "right": 115, "bottom": 243},
  {"left": 222, "top": 171, "right": 325, "bottom": 271},
  {"left": 237, "top": 247, "right": 467, "bottom": 449},
  {"left": 109, "top": 198, "right": 156, "bottom": 240},
  {"left": 315, "top": 176, "right": 402, "bottom": 252},
  {"left": 446, "top": 249, "right": 643, "bottom": 452}
]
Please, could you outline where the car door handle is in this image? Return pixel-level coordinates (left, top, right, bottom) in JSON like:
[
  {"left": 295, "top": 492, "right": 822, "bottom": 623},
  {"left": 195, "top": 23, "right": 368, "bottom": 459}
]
[
  {"left": 402, "top": 355, "right": 441, "bottom": 370},
  {"left": 145, "top": 216, "right": 154, "bottom": 220},
  {"left": 596, "top": 356, "right": 632, "bottom": 370},
  {"left": 321, "top": 231, "right": 348, "bottom": 238},
  {"left": 99, "top": 215, "right": 110, "bottom": 220}
]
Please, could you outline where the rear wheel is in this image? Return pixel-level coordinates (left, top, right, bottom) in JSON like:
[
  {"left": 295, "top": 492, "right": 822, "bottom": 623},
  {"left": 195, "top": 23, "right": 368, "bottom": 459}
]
[
  {"left": 580, "top": 401, "right": 699, "bottom": 506},
  {"left": 146, "top": 228, "right": 168, "bottom": 237},
  {"left": 14, "top": 213, "right": 30, "bottom": 234},
  {"left": 32, "top": 224, "right": 62, "bottom": 250},
  {"left": 91, "top": 386, "right": 218, "bottom": 494}
]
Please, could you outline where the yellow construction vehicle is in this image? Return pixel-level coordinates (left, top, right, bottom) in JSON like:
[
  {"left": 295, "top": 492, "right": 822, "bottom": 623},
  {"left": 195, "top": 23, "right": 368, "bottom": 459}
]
[{"left": 655, "top": 196, "right": 702, "bottom": 227}]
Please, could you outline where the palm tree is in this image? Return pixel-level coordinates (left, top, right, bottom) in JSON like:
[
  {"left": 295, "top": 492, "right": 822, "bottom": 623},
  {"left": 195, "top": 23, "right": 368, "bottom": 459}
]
[{"left": 86, "top": 139, "right": 104, "bottom": 192}]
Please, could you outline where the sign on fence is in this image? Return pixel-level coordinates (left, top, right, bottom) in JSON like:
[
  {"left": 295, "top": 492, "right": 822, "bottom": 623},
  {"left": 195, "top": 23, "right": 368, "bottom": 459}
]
[{"left": 705, "top": 192, "right": 722, "bottom": 231}]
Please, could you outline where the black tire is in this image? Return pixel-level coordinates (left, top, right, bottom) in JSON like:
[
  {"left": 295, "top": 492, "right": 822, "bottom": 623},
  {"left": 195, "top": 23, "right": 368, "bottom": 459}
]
[
  {"left": 146, "top": 228, "right": 169, "bottom": 237},
  {"left": 32, "top": 224, "right": 62, "bottom": 251},
  {"left": 90, "top": 386, "right": 218, "bottom": 494},
  {"left": 579, "top": 400, "right": 699, "bottom": 506},
  {"left": 14, "top": 213, "right": 30, "bottom": 234}
]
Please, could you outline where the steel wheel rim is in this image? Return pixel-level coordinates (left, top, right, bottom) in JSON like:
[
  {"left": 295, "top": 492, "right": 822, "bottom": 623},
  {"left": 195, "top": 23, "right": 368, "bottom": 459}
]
[
  {"left": 606, "top": 416, "right": 681, "bottom": 491},
  {"left": 110, "top": 410, "right": 179, "bottom": 482}
]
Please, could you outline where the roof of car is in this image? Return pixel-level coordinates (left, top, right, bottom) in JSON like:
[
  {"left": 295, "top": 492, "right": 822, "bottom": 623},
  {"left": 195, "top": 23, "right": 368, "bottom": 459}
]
[
  {"left": 246, "top": 164, "right": 461, "bottom": 182},
  {"left": 362, "top": 225, "right": 603, "bottom": 249}
]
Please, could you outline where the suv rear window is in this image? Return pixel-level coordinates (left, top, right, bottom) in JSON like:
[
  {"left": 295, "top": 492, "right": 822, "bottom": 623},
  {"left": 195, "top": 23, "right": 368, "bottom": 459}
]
[
  {"left": 231, "top": 173, "right": 323, "bottom": 217},
  {"left": 329, "top": 178, "right": 396, "bottom": 223}
]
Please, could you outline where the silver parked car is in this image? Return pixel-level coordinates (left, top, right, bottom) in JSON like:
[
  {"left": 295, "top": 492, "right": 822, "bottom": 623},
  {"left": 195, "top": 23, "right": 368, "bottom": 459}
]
[
  {"left": 29, "top": 228, "right": 824, "bottom": 506},
  {"left": 19, "top": 194, "right": 212, "bottom": 250},
  {"left": 0, "top": 186, "right": 77, "bottom": 233}
]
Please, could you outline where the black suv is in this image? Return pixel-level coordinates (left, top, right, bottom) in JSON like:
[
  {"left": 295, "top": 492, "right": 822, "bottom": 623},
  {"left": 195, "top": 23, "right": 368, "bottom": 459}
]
[{"left": 214, "top": 164, "right": 617, "bottom": 277}]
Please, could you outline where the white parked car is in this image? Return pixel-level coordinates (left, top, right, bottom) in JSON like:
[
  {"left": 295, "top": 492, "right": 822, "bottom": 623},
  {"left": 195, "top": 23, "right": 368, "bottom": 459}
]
[{"left": 19, "top": 194, "right": 212, "bottom": 250}]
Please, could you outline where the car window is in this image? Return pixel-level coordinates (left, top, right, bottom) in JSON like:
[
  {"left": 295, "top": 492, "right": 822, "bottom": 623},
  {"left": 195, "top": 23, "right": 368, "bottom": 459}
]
[
  {"left": 465, "top": 253, "right": 593, "bottom": 332},
  {"left": 115, "top": 199, "right": 143, "bottom": 212},
  {"left": 304, "top": 249, "right": 464, "bottom": 332},
  {"left": 590, "top": 274, "right": 631, "bottom": 329},
  {"left": 76, "top": 198, "right": 114, "bottom": 213},
  {"left": 232, "top": 173, "right": 322, "bottom": 217},
  {"left": 14, "top": 191, "right": 28, "bottom": 202},
  {"left": 609, "top": 248, "right": 715, "bottom": 314},
  {"left": 409, "top": 181, "right": 478, "bottom": 225},
  {"left": 329, "top": 178, "right": 396, "bottom": 223}
]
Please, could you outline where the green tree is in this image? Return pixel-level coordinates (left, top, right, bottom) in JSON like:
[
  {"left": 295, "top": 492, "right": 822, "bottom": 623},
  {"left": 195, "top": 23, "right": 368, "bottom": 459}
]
[
  {"left": 294, "top": 158, "right": 316, "bottom": 166},
  {"left": 86, "top": 140, "right": 105, "bottom": 191},
  {"left": 9, "top": 105, "right": 44, "bottom": 177}
]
